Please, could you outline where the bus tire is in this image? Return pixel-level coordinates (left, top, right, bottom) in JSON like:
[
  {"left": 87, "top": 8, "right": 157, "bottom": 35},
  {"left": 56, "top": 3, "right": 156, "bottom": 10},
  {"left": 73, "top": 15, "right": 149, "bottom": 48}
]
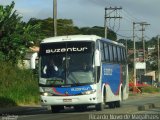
[
  {"left": 108, "top": 102, "right": 116, "bottom": 109},
  {"left": 51, "top": 105, "right": 64, "bottom": 113},
  {"left": 121, "top": 87, "right": 123, "bottom": 101},
  {"left": 115, "top": 101, "right": 121, "bottom": 108},
  {"left": 95, "top": 103, "right": 104, "bottom": 111},
  {"left": 103, "top": 87, "right": 107, "bottom": 105},
  {"left": 96, "top": 89, "right": 106, "bottom": 111}
]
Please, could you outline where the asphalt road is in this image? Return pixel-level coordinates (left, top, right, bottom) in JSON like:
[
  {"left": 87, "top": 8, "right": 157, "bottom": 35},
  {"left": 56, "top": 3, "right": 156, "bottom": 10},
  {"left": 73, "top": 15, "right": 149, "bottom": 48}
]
[{"left": 1, "top": 93, "right": 160, "bottom": 120}]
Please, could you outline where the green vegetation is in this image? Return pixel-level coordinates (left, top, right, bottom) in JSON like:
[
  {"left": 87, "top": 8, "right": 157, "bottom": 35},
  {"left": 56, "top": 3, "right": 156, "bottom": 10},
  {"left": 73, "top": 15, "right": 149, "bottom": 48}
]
[
  {"left": 0, "top": 61, "right": 39, "bottom": 107},
  {"left": 28, "top": 18, "right": 117, "bottom": 40},
  {"left": 0, "top": 1, "right": 42, "bottom": 63},
  {"left": 0, "top": 1, "right": 40, "bottom": 107},
  {"left": 142, "top": 86, "right": 160, "bottom": 93}
]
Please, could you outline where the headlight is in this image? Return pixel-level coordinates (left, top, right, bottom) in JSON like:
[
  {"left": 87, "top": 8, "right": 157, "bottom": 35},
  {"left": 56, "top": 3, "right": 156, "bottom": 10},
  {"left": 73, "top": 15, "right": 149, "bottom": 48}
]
[
  {"left": 81, "top": 89, "right": 96, "bottom": 95},
  {"left": 40, "top": 92, "right": 52, "bottom": 96}
]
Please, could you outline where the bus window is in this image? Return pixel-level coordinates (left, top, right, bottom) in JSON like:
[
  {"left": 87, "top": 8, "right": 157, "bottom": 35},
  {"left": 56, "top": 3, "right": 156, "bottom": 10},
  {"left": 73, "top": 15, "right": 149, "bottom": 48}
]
[
  {"left": 100, "top": 42, "right": 105, "bottom": 61},
  {"left": 123, "top": 48, "right": 127, "bottom": 62},
  {"left": 104, "top": 43, "right": 109, "bottom": 62},
  {"left": 121, "top": 48, "right": 124, "bottom": 62},
  {"left": 113, "top": 46, "right": 117, "bottom": 62},
  {"left": 117, "top": 47, "right": 121, "bottom": 62},
  {"left": 109, "top": 45, "right": 113, "bottom": 62}
]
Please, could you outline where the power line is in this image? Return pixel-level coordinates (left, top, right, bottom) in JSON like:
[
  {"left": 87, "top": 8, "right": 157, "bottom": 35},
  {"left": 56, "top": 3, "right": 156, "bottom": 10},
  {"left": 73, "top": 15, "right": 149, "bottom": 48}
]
[
  {"left": 121, "top": 9, "right": 155, "bottom": 38},
  {"left": 104, "top": 6, "right": 122, "bottom": 39},
  {"left": 108, "top": 26, "right": 132, "bottom": 39},
  {"left": 116, "top": 33, "right": 132, "bottom": 39},
  {"left": 122, "top": 9, "right": 142, "bottom": 22}
]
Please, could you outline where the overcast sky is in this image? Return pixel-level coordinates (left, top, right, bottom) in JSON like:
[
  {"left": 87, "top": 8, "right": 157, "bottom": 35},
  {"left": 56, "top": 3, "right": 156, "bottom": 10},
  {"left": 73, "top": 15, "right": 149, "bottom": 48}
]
[{"left": 0, "top": 0, "right": 160, "bottom": 40}]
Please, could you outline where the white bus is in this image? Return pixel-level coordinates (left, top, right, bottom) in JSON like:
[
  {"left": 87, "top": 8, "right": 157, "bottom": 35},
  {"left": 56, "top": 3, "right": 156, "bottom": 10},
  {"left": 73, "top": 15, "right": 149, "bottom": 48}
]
[{"left": 39, "top": 35, "right": 129, "bottom": 112}]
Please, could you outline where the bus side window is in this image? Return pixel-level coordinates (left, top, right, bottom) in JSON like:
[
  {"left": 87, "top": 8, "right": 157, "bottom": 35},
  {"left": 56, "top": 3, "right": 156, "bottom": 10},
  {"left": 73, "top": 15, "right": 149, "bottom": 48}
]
[
  {"left": 96, "top": 66, "right": 101, "bottom": 83},
  {"left": 109, "top": 45, "right": 113, "bottom": 62},
  {"left": 104, "top": 43, "right": 109, "bottom": 62},
  {"left": 121, "top": 48, "right": 124, "bottom": 62},
  {"left": 123, "top": 48, "right": 127, "bottom": 63},
  {"left": 113, "top": 45, "right": 118, "bottom": 62},
  {"left": 117, "top": 47, "right": 121, "bottom": 62},
  {"left": 100, "top": 42, "right": 105, "bottom": 61}
]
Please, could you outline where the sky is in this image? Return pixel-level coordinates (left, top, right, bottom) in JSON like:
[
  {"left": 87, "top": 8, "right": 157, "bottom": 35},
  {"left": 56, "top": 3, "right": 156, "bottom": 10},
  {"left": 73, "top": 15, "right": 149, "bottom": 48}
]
[{"left": 0, "top": 0, "right": 160, "bottom": 40}]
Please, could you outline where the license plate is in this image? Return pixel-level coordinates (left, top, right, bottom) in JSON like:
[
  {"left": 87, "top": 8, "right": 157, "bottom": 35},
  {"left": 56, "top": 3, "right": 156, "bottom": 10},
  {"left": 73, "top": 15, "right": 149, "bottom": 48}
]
[{"left": 63, "top": 99, "right": 72, "bottom": 102}]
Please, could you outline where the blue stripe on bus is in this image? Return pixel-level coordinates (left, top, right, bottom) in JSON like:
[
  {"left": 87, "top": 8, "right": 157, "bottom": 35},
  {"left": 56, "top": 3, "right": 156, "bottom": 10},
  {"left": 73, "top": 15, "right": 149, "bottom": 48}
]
[
  {"left": 52, "top": 85, "right": 92, "bottom": 96},
  {"left": 102, "top": 64, "right": 121, "bottom": 95}
]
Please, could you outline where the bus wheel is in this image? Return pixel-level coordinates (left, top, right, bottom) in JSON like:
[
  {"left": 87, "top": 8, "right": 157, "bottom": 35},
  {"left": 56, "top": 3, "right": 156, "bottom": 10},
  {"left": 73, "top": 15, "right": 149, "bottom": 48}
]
[
  {"left": 51, "top": 105, "right": 64, "bottom": 113},
  {"left": 95, "top": 103, "right": 104, "bottom": 111},
  {"left": 115, "top": 101, "right": 121, "bottom": 108},
  {"left": 108, "top": 102, "right": 115, "bottom": 109},
  {"left": 96, "top": 90, "right": 106, "bottom": 111},
  {"left": 121, "top": 88, "right": 123, "bottom": 101}
]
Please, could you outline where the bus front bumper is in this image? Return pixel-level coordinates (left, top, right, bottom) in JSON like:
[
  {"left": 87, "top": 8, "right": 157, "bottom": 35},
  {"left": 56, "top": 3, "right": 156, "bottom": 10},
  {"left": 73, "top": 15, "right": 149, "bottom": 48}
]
[{"left": 40, "top": 94, "right": 99, "bottom": 106}]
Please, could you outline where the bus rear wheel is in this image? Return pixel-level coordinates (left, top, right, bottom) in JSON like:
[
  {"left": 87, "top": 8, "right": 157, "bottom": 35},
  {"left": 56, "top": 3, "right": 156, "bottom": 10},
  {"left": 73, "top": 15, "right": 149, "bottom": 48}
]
[
  {"left": 115, "top": 101, "right": 121, "bottom": 108},
  {"left": 108, "top": 101, "right": 121, "bottom": 108},
  {"left": 108, "top": 102, "right": 116, "bottom": 109}
]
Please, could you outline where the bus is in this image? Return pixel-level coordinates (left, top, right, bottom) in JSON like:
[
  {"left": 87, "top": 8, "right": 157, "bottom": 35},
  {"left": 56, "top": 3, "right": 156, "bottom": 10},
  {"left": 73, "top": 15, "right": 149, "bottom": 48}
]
[{"left": 39, "top": 35, "right": 129, "bottom": 112}]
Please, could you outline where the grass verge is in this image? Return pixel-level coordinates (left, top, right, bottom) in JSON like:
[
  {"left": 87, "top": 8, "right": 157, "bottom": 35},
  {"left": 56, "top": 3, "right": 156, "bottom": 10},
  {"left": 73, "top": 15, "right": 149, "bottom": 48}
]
[
  {"left": 0, "top": 61, "right": 39, "bottom": 107},
  {"left": 142, "top": 86, "right": 160, "bottom": 93}
]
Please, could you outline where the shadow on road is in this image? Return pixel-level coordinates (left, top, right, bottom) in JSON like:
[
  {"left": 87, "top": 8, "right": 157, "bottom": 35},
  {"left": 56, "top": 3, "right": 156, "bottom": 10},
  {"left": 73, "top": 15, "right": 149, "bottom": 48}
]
[{"left": 0, "top": 105, "right": 112, "bottom": 116}]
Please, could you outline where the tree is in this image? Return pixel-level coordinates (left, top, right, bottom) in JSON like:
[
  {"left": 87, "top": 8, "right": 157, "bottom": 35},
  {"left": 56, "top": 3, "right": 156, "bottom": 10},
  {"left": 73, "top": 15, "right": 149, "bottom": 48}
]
[
  {"left": 57, "top": 19, "right": 79, "bottom": 35},
  {"left": 80, "top": 26, "right": 104, "bottom": 37},
  {"left": 79, "top": 26, "right": 117, "bottom": 40},
  {"left": 28, "top": 18, "right": 80, "bottom": 37},
  {"left": 28, "top": 18, "right": 117, "bottom": 40},
  {"left": 0, "top": 2, "right": 42, "bottom": 63},
  {"left": 28, "top": 18, "right": 53, "bottom": 37}
]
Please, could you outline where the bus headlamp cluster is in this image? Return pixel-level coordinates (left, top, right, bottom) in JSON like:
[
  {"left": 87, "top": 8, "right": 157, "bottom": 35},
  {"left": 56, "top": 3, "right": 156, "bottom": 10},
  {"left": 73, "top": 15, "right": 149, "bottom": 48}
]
[
  {"left": 40, "top": 89, "right": 96, "bottom": 96},
  {"left": 81, "top": 89, "right": 96, "bottom": 95},
  {"left": 40, "top": 92, "right": 52, "bottom": 96}
]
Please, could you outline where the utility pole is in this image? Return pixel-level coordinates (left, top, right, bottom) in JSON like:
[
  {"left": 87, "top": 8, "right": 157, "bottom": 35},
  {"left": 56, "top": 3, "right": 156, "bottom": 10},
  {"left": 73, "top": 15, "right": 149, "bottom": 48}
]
[
  {"left": 132, "top": 22, "right": 150, "bottom": 92},
  {"left": 104, "top": 8, "right": 107, "bottom": 39},
  {"left": 158, "top": 35, "right": 160, "bottom": 82},
  {"left": 126, "top": 39, "right": 128, "bottom": 54},
  {"left": 133, "top": 22, "right": 136, "bottom": 92},
  {"left": 53, "top": 0, "right": 57, "bottom": 36},
  {"left": 104, "top": 7, "right": 122, "bottom": 39},
  {"left": 139, "top": 22, "right": 150, "bottom": 74}
]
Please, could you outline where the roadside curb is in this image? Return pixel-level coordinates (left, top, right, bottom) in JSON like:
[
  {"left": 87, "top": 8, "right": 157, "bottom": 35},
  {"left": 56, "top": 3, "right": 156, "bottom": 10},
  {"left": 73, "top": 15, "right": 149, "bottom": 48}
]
[{"left": 138, "top": 102, "right": 160, "bottom": 111}]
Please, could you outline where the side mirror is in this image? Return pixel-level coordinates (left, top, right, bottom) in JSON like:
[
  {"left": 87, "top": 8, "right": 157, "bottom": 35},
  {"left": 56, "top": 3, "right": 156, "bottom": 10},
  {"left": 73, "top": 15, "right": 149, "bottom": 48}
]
[{"left": 95, "top": 49, "right": 100, "bottom": 66}]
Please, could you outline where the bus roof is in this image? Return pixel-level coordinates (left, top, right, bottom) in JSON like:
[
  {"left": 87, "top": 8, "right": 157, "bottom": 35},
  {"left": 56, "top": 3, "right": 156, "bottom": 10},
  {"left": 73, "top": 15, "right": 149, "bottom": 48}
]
[
  {"left": 41, "top": 35, "right": 124, "bottom": 47},
  {"left": 41, "top": 35, "right": 101, "bottom": 43}
]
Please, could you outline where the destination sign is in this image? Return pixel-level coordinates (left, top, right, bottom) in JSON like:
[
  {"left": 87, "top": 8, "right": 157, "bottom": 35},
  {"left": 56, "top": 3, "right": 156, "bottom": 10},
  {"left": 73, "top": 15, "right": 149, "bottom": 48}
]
[{"left": 39, "top": 41, "right": 94, "bottom": 55}]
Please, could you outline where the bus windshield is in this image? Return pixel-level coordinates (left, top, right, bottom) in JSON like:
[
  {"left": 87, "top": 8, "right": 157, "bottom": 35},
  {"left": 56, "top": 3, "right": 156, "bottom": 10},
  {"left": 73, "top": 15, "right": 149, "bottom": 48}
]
[{"left": 39, "top": 41, "right": 95, "bottom": 86}]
